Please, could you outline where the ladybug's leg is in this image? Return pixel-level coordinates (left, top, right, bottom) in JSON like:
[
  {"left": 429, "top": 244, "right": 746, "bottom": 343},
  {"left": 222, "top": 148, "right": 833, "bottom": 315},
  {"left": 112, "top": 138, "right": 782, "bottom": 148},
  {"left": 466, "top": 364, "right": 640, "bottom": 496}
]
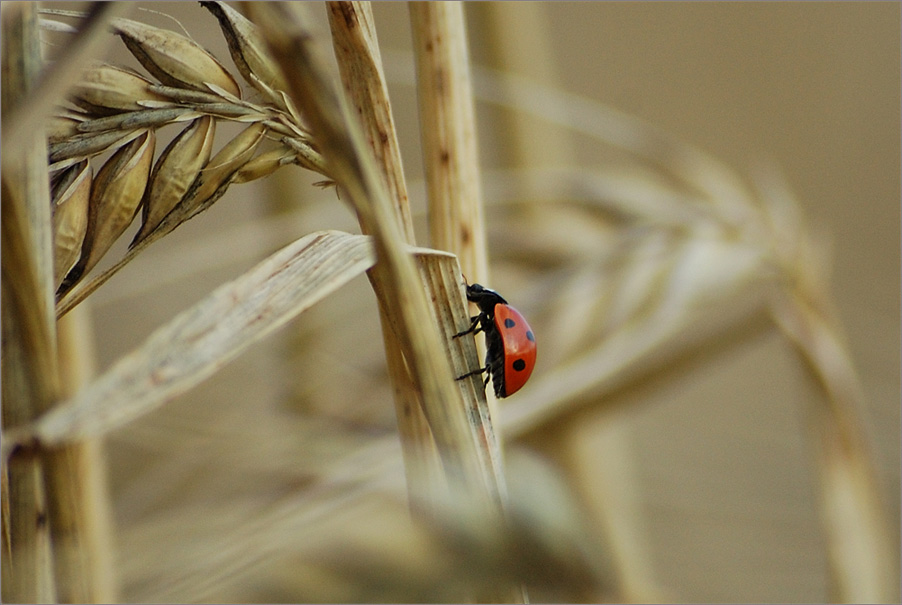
[
  {"left": 456, "top": 365, "right": 489, "bottom": 381},
  {"left": 453, "top": 314, "right": 482, "bottom": 338}
]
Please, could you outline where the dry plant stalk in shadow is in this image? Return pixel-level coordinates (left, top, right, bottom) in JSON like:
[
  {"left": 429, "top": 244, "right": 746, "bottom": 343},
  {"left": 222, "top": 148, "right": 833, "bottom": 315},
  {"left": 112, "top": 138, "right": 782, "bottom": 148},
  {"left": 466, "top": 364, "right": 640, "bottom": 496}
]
[{"left": 1, "top": 2, "right": 896, "bottom": 603}]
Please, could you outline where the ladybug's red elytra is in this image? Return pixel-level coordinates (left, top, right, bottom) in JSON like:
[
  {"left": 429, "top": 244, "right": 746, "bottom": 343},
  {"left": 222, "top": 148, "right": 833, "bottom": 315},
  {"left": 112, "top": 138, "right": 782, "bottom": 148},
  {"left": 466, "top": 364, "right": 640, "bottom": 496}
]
[{"left": 454, "top": 283, "right": 536, "bottom": 398}]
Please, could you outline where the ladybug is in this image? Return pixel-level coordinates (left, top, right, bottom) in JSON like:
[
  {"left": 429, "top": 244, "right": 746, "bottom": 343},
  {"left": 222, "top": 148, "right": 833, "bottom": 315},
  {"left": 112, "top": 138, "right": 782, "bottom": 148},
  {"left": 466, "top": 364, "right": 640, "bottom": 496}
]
[{"left": 454, "top": 283, "right": 536, "bottom": 398}]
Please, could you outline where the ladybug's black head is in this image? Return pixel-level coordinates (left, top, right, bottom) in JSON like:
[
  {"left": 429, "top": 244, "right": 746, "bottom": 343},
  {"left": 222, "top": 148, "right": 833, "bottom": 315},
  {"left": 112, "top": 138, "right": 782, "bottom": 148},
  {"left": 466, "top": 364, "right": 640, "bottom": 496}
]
[{"left": 466, "top": 283, "right": 507, "bottom": 315}]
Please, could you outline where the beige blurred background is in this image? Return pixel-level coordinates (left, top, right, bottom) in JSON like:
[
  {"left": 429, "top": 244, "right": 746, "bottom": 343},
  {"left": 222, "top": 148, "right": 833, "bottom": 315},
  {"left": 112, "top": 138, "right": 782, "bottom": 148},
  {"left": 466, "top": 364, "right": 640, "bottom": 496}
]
[{"left": 59, "top": 2, "right": 899, "bottom": 603}]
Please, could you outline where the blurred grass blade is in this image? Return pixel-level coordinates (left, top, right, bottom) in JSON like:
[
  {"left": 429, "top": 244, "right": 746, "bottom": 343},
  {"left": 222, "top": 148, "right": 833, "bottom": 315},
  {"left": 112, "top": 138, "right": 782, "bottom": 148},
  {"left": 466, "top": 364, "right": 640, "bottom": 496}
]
[{"left": 19, "top": 231, "right": 375, "bottom": 449}]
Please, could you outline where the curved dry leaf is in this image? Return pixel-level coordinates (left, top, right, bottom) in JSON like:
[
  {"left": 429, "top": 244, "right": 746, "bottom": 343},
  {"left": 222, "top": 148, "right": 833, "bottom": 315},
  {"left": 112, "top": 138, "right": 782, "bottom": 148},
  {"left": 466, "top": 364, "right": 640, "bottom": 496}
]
[
  {"left": 134, "top": 115, "right": 215, "bottom": 244},
  {"left": 30, "top": 231, "right": 376, "bottom": 447},
  {"left": 51, "top": 160, "right": 92, "bottom": 289},
  {"left": 112, "top": 17, "right": 241, "bottom": 98}
]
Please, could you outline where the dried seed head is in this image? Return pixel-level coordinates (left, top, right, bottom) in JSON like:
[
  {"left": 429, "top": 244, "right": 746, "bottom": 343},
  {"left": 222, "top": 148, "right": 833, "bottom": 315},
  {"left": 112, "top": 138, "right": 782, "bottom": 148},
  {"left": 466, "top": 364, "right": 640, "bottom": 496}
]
[
  {"left": 51, "top": 161, "right": 92, "bottom": 289},
  {"left": 134, "top": 116, "right": 216, "bottom": 244},
  {"left": 70, "top": 63, "right": 168, "bottom": 115},
  {"left": 79, "top": 131, "right": 156, "bottom": 278},
  {"left": 201, "top": 1, "right": 287, "bottom": 96},
  {"left": 185, "top": 122, "right": 267, "bottom": 212},
  {"left": 233, "top": 146, "right": 295, "bottom": 184},
  {"left": 112, "top": 17, "right": 241, "bottom": 98}
]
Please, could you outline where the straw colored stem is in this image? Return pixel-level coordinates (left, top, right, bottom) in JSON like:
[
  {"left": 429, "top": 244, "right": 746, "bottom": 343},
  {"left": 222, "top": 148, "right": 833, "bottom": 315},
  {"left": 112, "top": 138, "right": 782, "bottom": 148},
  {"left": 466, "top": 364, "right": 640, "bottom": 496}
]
[
  {"left": 410, "top": 4, "right": 524, "bottom": 601},
  {"left": 54, "top": 308, "right": 117, "bottom": 602},
  {"left": 409, "top": 0, "right": 509, "bottom": 501},
  {"left": 409, "top": 2, "right": 488, "bottom": 283},
  {"left": 2, "top": 6, "right": 114, "bottom": 601},
  {"left": 327, "top": 1, "right": 414, "bottom": 242},
  {"left": 246, "top": 2, "right": 490, "bottom": 495},
  {"left": 2, "top": 5, "right": 60, "bottom": 601},
  {"left": 326, "top": 1, "right": 444, "bottom": 507}
]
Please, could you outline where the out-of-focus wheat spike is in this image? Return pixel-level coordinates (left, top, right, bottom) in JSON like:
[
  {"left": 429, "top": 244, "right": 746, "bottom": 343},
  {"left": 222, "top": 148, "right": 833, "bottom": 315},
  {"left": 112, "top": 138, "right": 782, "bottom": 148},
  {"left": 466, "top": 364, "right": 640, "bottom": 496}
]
[
  {"left": 111, "top": 17, "right": 241, "bottom": 98},
  {"left": 65, "top": 130, "right": 154, "bottom": 287},
  {"left": 134, "top": 116, "right": 215, "bottom": 244},
  {"left": 70, "top": 63, "right": 168, "bottom": 115},
  {"left": 200, "top": 1, "right": 288, "bottom": 97},
  {"left": 51, "top": 161, "right": 92, "bottom": 289}
]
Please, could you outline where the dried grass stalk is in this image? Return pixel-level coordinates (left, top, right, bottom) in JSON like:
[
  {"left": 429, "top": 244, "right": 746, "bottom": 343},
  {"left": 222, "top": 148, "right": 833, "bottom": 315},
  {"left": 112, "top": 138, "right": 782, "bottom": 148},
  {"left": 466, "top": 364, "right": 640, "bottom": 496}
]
[
  {"left": 770, "top": 281, "right": 898, "bottom": 603},
  {"left": 410, "top": 2, "right": 489, "bottom": 283},
  {"left": 2, "top": 4, "right": 116, "bottom": 601},
  {"left": 245, "top": 3, "right": 491, "bottom": 510},
  {"left": 327, "top": 1, "right": 414, "bottom": 241},
  {"left": 408, "top": 10, "right": 522, "bottom": 597},
  {"left": 326, "top": 0, "right": 444, "bottom": 513},
  {"left": 2, "top": 5, "right": 61, "bottom": 601}
]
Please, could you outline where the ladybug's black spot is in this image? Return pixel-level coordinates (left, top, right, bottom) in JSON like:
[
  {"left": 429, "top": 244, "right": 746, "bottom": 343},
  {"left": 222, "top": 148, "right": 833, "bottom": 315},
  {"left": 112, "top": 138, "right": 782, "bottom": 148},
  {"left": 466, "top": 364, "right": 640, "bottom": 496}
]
[
  {"left": 512, "top": 359, "right": 527, "bottom": 372},
  {"left": 504, "top": 318, "right": 516, "bottom": 328},
  {"left": 526, "top": 330, "right": 535, "bottom": 342}
]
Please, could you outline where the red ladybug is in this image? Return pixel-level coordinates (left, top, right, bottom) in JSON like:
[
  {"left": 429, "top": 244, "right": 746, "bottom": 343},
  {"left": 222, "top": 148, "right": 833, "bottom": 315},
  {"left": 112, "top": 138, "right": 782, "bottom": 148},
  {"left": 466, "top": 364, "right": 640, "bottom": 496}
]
[{"left": 455, "top": 283, "right": 536, "bottom": 398}]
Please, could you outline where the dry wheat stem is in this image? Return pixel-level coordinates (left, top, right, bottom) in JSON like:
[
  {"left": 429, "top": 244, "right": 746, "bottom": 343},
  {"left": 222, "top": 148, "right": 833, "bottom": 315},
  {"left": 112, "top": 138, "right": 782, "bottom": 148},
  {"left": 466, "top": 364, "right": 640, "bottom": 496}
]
[
  {"left": 325, "top": 0, "right": 446, "bottom": 515},
  {"left": 409, "top": 0, "right": 505, "bottom": 484},
  {"left": 2, "top": 6, "right": 61, "bottom": 602},
  {"left": 2, "top": 4, "right": 118, "bottom": 601},
  {"left": 246, "top": 3, "right": 495, "bottom": 515},
  {"left": 410, "top": 2, "right": 489, "bottom": 283},
  {"left": 328, "top": 1, "right": 414, "bottom": 242}
]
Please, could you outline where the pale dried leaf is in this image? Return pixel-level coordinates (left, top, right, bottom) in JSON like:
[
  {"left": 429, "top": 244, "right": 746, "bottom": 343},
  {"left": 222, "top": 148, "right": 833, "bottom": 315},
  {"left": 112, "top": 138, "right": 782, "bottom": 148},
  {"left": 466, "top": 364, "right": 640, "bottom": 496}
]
[{"left": 30, "top": 231, "right": 376, "bottom": 446}]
